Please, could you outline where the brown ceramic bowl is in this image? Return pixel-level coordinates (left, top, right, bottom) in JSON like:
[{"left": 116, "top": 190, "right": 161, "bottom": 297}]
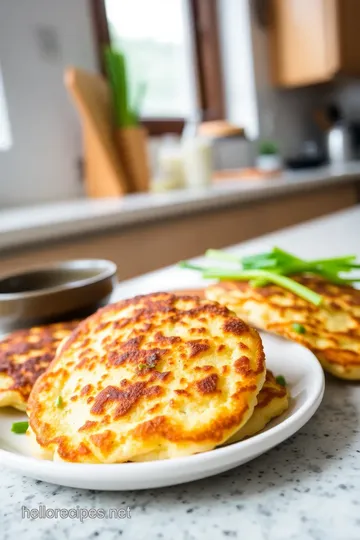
[{"left": 0, "top": 259, "right": 117, "bottom": 332}]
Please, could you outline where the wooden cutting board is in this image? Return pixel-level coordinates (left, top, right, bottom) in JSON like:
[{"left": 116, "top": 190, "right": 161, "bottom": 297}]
[{"left": 65, "top": 68, "right": 128, "bottom": 198}]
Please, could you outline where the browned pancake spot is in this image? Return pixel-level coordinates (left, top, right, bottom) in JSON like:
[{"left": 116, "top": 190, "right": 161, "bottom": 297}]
[{"left": 196, "top": 374, "right": 218, "bottom": 395}]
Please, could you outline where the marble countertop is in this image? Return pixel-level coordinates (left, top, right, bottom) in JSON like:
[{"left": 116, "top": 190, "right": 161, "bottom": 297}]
[
  {"left": 2, "top": 206, "right": 360, "bottom": 540},
  {"left": 1, "top": 161, "right": 360, "bottom": 252}
]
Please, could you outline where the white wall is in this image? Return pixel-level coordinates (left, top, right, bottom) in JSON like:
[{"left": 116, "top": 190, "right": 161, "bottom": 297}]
[
  {"left": 217, "top": 0, "right": 258, "bottom": 139},
  {"left": 0, "top": 0, "right": 97, "bottom": 208},
  {"left": 0, "top": 66, "right": 12, "bottom": 150},
  {"left": 217, "top": 0, "right": 325, "bottom": 157}
]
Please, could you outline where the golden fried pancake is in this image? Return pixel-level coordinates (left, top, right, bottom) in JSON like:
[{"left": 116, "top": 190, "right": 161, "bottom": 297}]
[
  {"left": 224, "top": 370, "right": 289, "bottom": 445},
  {"left": 28, "top": 292, "right": 266, "bottom": 463},
  {"left": 134, "top": 370, "right": 289, "bottom": 460},
  {"left": 206, "top": 275, "right": 360, "bottom": 380},
  {"left": 0, "top": 321, "right": 80, "bottom": 411}
]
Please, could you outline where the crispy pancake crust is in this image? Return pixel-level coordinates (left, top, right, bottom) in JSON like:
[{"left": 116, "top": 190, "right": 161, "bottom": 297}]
[
  {"left": 224, "top": 370, "right": 289, "bottom": 445},
  {"left": 134, "top": 370, "right": 289, "bottom": 460},
  {"left": 28, "top": 293, "right": 266, "bottom": 463},
  {"left": 0, "top": 321, "right": 79, "bottom": 410},
  {"left": 206, "top": 275, "right": 360, "bottom": 380}
]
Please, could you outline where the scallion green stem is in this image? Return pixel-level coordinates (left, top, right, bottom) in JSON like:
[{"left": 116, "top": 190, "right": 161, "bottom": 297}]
[
  {"left": 180, "top": 247, "right": 360, "bottom": 305},
  {"left": 249, "top": 278, "right": 269, "bottom": 287},
  {"left": 205, "top": 249, "right": 242, "bottom": 263},
  {"left": 342, "top": 263, "right": 360, "bottom": 269},
  {"left": 178, "top": 261, "right": 206, "bottom": 271},
  {"left": 241, "top": 252, "right": 276, "bottom": 265},
  {"left": 311, "top": 255, "right": 357, "bottom": 265},
  {"left": 202, "top": 268, "right": 323, "bottom": 306},
  {"left": 272, "top": 246, "right": 302, "bottom": 264}
]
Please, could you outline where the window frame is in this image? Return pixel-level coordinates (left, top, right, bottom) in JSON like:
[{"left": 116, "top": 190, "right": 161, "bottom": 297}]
[{"left": 90, "top": 0, "right": 224, "bottom": 135}]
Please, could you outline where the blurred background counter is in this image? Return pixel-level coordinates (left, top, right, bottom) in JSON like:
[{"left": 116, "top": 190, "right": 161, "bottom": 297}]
[{"left": 1, "top": 162, "right": 360, "bottom": 281}]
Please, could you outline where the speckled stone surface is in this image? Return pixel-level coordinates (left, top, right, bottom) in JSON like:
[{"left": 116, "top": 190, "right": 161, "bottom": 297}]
[{"left": 2, "top": 378, "right": 360, "bottom": 540}]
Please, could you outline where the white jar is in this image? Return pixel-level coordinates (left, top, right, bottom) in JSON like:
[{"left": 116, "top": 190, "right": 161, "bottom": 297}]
[
  {"left": 158, "top": 136, "right": 186, "bottom": 189},
  {"left": 182, "top": 136, "right": 213, "bottom": 188}
]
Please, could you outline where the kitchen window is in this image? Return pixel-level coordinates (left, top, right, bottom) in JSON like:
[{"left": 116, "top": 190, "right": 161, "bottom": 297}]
[{"left": 91, "top": 0, "right": 224, "bottom": 134}]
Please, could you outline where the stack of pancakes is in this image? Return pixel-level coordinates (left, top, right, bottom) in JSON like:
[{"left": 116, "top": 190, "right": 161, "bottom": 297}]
[{"left": 1, "top": 293, "right": 288, "bottom": 463}]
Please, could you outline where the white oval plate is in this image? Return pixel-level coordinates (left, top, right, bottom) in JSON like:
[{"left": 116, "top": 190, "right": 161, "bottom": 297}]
[{"left": 0, "top": 333, "right": 324, "bottom": 490}]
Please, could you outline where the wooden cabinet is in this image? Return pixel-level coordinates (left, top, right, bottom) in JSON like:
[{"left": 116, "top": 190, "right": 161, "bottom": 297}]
[{"left": 270, "top": 0, "right": 360, "bottom": 87}]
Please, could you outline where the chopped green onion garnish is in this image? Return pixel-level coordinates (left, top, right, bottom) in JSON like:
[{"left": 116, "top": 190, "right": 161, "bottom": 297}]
[
  {"left": 11, "top": 421, "right": 29, "bottom": 434},
  {"left": 179, "top": 247, "right": 360, "bottom": 305},
  {"left": 55, "top": 396, "right": 63, "bottom": 408},
  {"left": 292, "top": 323, "right": 306, "bottom": 334},
  {"left": 138, "top": 363, "right": 148, "bottom": 370},
  {"left": 275, "top": 375, "right": 287, "bottom": 387}
]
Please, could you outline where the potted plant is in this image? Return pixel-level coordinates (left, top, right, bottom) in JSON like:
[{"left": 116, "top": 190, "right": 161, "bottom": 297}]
[{"left": 256, "top": 140, "right": 282, "bottom": 172}]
